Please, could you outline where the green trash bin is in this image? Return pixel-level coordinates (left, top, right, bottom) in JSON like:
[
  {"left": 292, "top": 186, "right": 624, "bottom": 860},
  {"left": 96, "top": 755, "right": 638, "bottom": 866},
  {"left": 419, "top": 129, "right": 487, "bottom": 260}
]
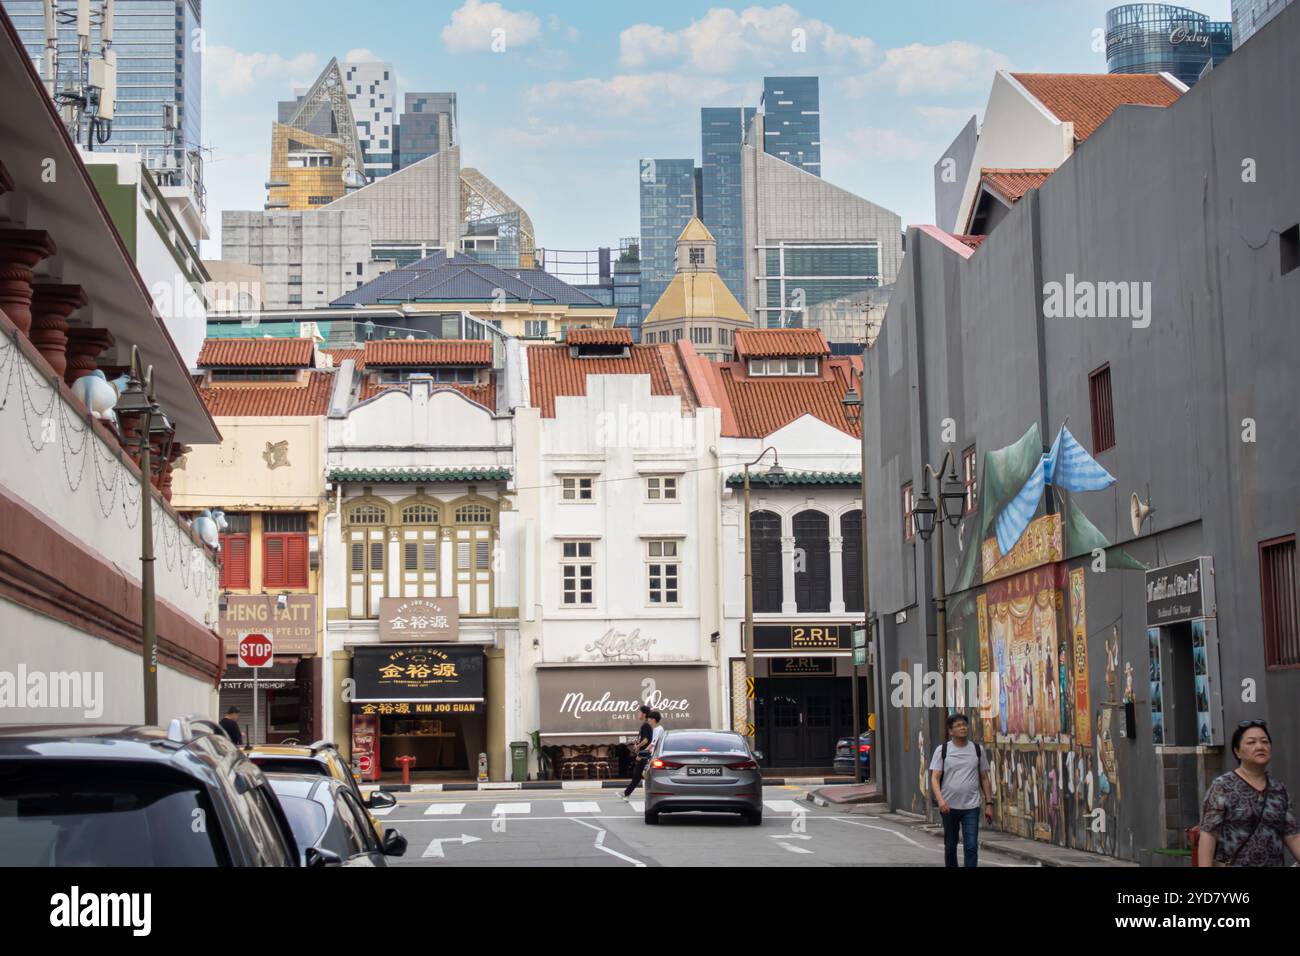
[{"left": 510, "top": 741, "right": 530, "bottom": 782}]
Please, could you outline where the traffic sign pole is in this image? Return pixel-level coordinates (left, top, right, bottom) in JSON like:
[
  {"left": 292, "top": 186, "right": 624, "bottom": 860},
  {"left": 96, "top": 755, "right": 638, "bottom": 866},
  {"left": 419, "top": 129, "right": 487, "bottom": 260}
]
[{"left": 252, "top": 665, "right": 259, "bottom": 747}]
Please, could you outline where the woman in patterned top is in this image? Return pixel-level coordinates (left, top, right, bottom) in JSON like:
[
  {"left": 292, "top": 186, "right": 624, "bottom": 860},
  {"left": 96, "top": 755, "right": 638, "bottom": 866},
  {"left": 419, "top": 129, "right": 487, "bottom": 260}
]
[{"left": 1198, "top": 721, "right": 1300, "bottom": 867}]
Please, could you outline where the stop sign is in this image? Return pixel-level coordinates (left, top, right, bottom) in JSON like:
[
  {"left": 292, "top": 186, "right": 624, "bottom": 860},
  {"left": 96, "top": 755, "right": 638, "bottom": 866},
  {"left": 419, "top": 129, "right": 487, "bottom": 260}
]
[{"left": 238, "top": 632, "right": 274, "bottom": 669}]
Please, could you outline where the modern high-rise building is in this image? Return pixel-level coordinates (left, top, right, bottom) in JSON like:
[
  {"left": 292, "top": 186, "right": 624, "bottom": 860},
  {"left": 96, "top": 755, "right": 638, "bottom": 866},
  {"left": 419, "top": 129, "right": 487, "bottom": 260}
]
[
  {"left": 398, "top": 92, "right": 457, "bottom": 170},
  {"left": 342, "top": 61, "right": 396, "bottom": 182},
  {"left": 539, "top": 239, "right": 643, "bottom": 340},
  {"left": 1105, "top": 4, "right": 1233, "bottom": 86},
  {"left": 3, "top": 0, "right": 204, "bottom": 208},
  {"left": 701, "top": 106, "right": 756, "bottom": 304},
  {"left": 1232, "top": 0, "right": 1295, "bottom": 45},
  {"left": 759, "top": 76, "right": 820, "bottom": 176},
  {"left": 638, "top": 158, "right": 699, "bottom": 326},
  {"left": 268, "top": 58, "right": 367, "bottom": 210}
]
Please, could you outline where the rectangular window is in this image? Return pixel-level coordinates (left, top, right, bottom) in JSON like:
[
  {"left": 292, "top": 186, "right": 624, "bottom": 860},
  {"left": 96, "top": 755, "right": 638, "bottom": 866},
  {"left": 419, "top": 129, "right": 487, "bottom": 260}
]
[
  {"left": 902, "top": 482, "right": 915, "bottom": 542},
  {"left": 690, "top": 326, "right": 713, "bottom": 344},
  {"left": 561, "top": 541, "right": 594, "bottom": 606},
  {"left": 525, "top": 320, "right": 549, "bottom": 338},
  {"left": 1089, "top": 363, "right": 1116, "bottom": 453},
  {"left": 561, "top": 476, "right": 594, "bottom": 502},
  {"left": 646, "top": 476, "right": 678, "bottom": 501},
  {"left": 263, "top": 513, "right": 309, "bottom": 589},
  {"left": 220, "top": 511, "right": 251, "bottom": 589},
  {"left": 1261, "top": 535, "right": 1298, "bottom": 669},
  {"left": 1281, "top": 223, "right": 1299, "bottom": 276},
  {"left": 689, "top": 246, "right": 705, "bottom": 265},
  {"left": 962, "top": 445, "right": 978, "bottom": 514},
  {"left": 646, "top": 540, "right": 681, "bottom": 605}
]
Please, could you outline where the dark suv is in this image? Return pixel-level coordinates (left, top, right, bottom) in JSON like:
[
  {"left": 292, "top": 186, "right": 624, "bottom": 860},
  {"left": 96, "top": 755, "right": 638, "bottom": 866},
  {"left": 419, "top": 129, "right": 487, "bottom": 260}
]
[{"left": 0, "top": 718, "right": 300, "bottom": 867}]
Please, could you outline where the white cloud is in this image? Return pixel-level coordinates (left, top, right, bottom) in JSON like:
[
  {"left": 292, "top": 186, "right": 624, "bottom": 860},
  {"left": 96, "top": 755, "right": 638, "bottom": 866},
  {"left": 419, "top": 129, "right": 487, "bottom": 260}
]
[
  {"left": 344, "top": 48, "right": 381, "bottom": 63},
  {"left": 619, "top": 5, "right": 876, "bottom": 74},
  {"left": 442, "top": 0, "right": 542, "bottom": 54},
  {"left": 830, "top": 127, "right": 935, "bottom": 163},
  {"left": 849, "top": 41, "right": 1012, "bottom": 97},
  {"left": 204, "top": 46, "right": 320, "bottom": 96},
  {"left": 914, "top": 105, "right": 981, "bottom": 128},
  {"left": 527, "top": 72, "right": 743, "bottom": 115}
]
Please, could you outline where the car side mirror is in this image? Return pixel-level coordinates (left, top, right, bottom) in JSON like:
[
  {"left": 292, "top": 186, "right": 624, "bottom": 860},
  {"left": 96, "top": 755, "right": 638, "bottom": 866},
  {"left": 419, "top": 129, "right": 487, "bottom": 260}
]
[
  {"left": 382, "top": 828, "right": 408, "bottom": 857},
  {"left": 305, "top": 846, "right": 343, "bottom": 868},
  {"left": 367, "top": 791, "right": 397, "bottom": 810}
]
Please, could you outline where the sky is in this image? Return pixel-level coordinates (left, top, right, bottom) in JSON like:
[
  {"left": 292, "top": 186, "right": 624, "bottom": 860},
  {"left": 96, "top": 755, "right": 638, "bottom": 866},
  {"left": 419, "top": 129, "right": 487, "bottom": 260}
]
[{"left": 198, "top": 0, "right": 1233, "bottom": 258}]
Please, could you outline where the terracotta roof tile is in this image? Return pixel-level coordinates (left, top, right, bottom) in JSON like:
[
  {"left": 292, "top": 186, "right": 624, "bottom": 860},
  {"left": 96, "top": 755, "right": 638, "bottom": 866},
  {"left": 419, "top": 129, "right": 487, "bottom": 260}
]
[
  {"left": 715, "top": 359, "right": 861, "bottom": 439},
  {"left": 197, "top": 337, "right": 314, "bottom": 368},
  {"left": 952, "top": 234, "right": 988, "bottom": 250},
  {"left": 734, "top": 328, "right": 831, "bottom": 359},
  {"left": 979, "top": 169, "right": 1055, "bottom": 203},
  {"left": 322, "top": 348, "right": 364, "bottom": 368},
  {"left": 527, "top": 343, "right": 693, "bottom": 417},
  {"left": 199, "top": 371, "right": 334, "bottom": 416},
  {"left": 565, "top": 327, "right": 633, "bottom": 345},
  {"left": 358, "top": 380, "right": 496, "bottom": 411},
  {"left": 362, "top": 340, "right": 492, "bottom": 367},
  {"left": 1010, "top": 73, "right": 1182, "bottom": 143}
]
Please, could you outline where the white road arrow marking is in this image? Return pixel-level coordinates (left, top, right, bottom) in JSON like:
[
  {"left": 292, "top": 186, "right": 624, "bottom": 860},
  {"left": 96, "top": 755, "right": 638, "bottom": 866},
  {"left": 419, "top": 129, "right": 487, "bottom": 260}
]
[
  {"left": 772, "top": 833, "right": 814, "bottom": 854},
  {"left": 421, "top": 834, "right": 482, "bottom": 859},
  {"left": 571, "top": 817, "right": 646, "bottom": 867}
]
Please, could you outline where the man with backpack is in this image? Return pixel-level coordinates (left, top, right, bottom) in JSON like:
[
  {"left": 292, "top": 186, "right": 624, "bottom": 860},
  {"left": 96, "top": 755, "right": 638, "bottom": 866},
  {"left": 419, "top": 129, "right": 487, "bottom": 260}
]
[{"left": 929, "top": 713, "right": 993, "bottom": 867}]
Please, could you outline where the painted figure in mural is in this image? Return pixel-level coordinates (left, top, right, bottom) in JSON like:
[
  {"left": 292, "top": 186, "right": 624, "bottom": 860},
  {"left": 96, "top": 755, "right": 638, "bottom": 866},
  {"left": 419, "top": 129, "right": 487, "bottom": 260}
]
[
  {"left": 1058, "top": 643, "right": 1069, "bottom": 732},
  {"left": 1105, "top": 629, "right": 1120, "bottom": 701},
  {"left": 1024, "top": 658, "right": 1035, "bottom": 738},
  {"left": 1043, "top": 641, "right": 1057, "bottom": 736},
  {"left": 996, "top": 638, "right": 1009, "bottom": 735}
]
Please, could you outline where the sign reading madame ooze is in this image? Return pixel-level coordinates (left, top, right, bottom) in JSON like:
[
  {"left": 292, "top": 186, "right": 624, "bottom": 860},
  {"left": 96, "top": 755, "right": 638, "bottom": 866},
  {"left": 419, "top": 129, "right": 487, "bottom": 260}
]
[
  {"left": 378, "top": 597, "right": 459, "bottom": 642},
  {"left": 537, "top": 666, "right": 710, "bottom": 734}
]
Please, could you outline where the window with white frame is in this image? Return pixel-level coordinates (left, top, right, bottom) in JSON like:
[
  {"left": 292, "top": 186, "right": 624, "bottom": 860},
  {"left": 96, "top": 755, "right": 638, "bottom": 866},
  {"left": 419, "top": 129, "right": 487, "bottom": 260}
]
[
  {"left": 747, "top": 357, "right": 818, "bottom": 376},
  {"left": 561, "top": 541, "right": 595, "bottom": 606},
  {"left": 646, "top": 540, "right": 680, "bottom": 605},
  {"left": 645, "top": 475, "right": 679, "bottom": 501},
  {"left": 560, "top": 476, "right": 595, "bottom": 502}
]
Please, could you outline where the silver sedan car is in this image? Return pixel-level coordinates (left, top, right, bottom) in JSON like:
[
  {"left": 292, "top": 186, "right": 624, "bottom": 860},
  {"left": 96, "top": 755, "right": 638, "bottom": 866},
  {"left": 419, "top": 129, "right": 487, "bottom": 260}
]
[{"left": 643, "top": 729, "right": 764, "bottom": 825}]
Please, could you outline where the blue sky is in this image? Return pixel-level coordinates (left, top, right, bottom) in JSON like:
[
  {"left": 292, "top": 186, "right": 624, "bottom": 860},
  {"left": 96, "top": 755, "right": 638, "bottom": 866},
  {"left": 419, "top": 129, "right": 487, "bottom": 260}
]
[{"left": 199, "top": 0, "right": 1232, "bottom": 257}]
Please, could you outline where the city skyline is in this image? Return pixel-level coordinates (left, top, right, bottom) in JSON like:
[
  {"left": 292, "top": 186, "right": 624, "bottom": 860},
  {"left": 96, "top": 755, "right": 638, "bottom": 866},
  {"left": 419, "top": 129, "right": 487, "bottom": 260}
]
[{"left": 196, "top": 0, "right": 1232, "bottom": 258}]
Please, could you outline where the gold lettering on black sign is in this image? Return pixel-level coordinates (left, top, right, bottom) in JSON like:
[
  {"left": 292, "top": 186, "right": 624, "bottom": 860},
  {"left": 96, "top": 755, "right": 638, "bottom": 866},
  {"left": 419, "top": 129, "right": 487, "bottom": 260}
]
[{"left": 791, "top": 626, "right": 840, "bottom": 649}]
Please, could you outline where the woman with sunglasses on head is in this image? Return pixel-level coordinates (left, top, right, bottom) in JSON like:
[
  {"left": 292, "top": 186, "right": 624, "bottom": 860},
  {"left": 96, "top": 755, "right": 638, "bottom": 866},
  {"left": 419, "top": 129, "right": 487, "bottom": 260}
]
[{"left": 1198, "top": 720, "right": 1300, "bottom": 867}]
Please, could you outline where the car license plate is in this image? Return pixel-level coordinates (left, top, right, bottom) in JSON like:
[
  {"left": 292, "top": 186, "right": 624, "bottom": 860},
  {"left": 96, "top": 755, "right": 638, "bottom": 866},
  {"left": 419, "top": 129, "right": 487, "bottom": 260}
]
[{"left": 687, "top": 766, "right": 723, "bottom": 776}]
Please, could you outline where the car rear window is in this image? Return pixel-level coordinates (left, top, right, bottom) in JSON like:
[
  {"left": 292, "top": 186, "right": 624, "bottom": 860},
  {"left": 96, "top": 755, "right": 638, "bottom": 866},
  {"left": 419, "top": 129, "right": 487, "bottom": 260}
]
[
  {"left": 661, "top": 733, "right": 750, "bottom": 754},
  {"left": 0, "top": 763, "right": 225, "bottom": 866},
  {"left": 275, "top": 794, "right": 327, "bottom": 855},
  {"left": 249, "top": 757, "right": 329, "bottom": 777}
]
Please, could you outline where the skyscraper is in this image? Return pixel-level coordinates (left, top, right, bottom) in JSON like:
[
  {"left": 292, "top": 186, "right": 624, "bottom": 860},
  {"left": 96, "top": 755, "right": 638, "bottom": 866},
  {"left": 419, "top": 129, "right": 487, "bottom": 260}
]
[
  {"left": 397, "top": 92, "right": 457, "bottom": 169},
  {"left": 1104, "top": 4, "right": 1233, "bottom": 86},
  {"left": 759, "top": 76, "right": 820, "bottom": 176},
  {"left": 1232, "top": 0, "right": 1294, "bottom": 45},
  {"left": 3, "top": 0, "right": 203, "bottom": 202},
  {"left": 701, "top": 106, "right": 755, "bottom": 304},
  {"left": 342, "top": 61, "right": 396, "bottom": 182},
  {"left": 638, "top": 158, "right": 698, "bottom": 325}
]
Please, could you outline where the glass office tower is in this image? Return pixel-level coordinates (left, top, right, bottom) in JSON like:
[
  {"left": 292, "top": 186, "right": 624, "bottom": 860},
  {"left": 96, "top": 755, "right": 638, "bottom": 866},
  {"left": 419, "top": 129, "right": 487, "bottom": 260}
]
[
  {"left": 638, "top": 158, "right": 698, "bottom": 322},
  {"left": 397, "top": 92, "right": 457, "bottom": 169},
  {"left": 701, "top": 106, "right": 756, "bottom": 304},
  {"left": 1105, "top": 4, "right": 1233, "bottom": 87},
  {"left": 3, "top": 0, "right": 203, "bottom": 202},
  {"left": 1232, "top": 0, "right": 1294, "bottom": 46},
  {"left": 759, "top": 76, "right": 820, "bottom": 176}
]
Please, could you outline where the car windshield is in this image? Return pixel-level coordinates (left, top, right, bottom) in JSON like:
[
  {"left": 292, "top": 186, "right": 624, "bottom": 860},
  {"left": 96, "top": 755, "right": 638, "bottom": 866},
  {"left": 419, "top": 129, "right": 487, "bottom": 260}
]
[
  {"left": 274, "top": 793, "right": 327, "bottom": 854},
  {"left": 0, "top": 763, "right": 225, "bottom": 866},
  {"left": 250, "top": 757, "right": 329, "bottom": 776},
  {"left": 661, "top": 733, "right": 750, "bottom": 754}
]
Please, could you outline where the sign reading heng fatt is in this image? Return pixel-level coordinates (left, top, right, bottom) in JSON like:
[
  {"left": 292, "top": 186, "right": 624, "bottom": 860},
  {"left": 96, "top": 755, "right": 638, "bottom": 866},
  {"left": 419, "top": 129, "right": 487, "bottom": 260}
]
[
  {"left": 1146, "top": 557, "right": 1214, "bottom": 627},
  {"left": 378, "top": 597, "right": 459, "bottom": 642},
  {"left": 221, "top": 594, "right": 316, "bottom": 656},
  {"left": 352, "top": 644, "right": 483, "bottom": 702}
]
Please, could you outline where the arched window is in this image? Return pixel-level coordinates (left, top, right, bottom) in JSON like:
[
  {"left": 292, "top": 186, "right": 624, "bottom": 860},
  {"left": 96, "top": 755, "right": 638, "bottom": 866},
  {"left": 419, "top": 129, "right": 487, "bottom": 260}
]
[
  {"left": 348, "top": 502, "right": 387, "bottom": 525},
  {"left": 401, "top": 502, "right": 439, "bottom": 524},
  {"left": 750, "top": 510, "right": 783, "bottom": 614},
  {"left": 455, "top": 504, "right": 493, "bottom": 524},
  {"left": 841, "top": 510, "right": 863, "bottom": 613},
  {"left": 794, "top": 510, "right": 830, "bottom": 613}
]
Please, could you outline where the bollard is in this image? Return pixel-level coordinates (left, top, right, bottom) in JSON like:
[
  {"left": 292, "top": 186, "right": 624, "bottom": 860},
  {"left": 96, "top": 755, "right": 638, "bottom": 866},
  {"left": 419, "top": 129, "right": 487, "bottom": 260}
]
[
  {"left": 396, "top": 754, "right": 417, "bottom": 786},
  {"left": 477, "top": 752, "right": 488, "bottom": 782}
]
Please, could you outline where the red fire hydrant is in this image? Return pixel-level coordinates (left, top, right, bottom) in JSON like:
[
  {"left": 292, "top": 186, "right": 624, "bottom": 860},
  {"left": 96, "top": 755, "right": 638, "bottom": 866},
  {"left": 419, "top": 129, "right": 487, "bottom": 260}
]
[{"left": 396, "top": 755, "right": 417, "bottom": 786}]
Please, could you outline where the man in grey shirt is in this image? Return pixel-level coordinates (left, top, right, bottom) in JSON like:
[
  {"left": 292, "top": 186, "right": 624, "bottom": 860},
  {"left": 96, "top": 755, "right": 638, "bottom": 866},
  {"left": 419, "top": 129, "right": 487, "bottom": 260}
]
[{"left": 929, "top": 713, "right": 993, "bottom": 867}]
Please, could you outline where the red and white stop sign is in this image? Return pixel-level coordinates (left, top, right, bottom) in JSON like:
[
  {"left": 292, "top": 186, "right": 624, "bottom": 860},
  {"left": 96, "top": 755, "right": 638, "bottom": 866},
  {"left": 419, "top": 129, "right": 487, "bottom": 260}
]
[{"left": 238, "top": 632, "right": 274, "bottom": 669}]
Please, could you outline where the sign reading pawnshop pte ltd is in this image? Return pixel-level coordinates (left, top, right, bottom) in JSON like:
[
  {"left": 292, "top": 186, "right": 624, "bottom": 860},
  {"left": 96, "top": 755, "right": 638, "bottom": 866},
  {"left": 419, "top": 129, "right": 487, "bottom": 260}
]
[
  {"left": 537, "top": 666, "right": 710, "bottom": 734},
  {"left": 1145, "top": 557, "right": 1214, "bottom": 627},
  {"left": 238, "top": 632, "right": 273, "bottom": 669},
  {"left": 221, "top": 594, "right": 316, "bottom": 656},
  {"left": 378, "top": 597, "right": 459, "bottom": 643}
]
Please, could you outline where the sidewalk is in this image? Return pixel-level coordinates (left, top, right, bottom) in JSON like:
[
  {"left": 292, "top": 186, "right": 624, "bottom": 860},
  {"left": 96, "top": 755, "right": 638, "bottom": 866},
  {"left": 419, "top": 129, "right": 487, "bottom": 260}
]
[{"left": 841, "top": 807, "right": 1138, "bottom": 867}]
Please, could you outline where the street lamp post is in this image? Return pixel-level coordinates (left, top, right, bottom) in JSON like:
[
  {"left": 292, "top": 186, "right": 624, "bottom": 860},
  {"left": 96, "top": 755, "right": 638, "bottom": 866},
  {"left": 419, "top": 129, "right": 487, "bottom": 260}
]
[
  {"left": 742, "top": 448, "right": 785, "bottom": 755},
  {"left": 912, "top": 452, "right": 967, "bottom": 709},
  {"left": 840, "top": 384, "right": 869, "bottom": 787}
]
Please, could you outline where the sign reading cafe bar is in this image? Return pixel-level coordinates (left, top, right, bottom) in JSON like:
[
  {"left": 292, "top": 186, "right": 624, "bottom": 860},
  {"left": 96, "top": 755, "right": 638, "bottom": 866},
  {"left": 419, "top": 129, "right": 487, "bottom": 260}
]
[
  {"left": 351, "top": 644, "right": 484, "bottom": 712},
  {"left": 538, "top": 666, "right": 710, "bottom": 734}
]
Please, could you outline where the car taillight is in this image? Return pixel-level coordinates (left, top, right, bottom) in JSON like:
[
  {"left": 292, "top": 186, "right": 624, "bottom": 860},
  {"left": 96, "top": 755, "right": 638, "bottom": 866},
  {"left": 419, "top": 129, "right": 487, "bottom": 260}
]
[
  {"left": 652, "top": 758, "right": 682, "bottom": 769},
  {"left": 725, "top": 759, "right": 758, "bottom": 770},
  {"left": 859, "top": 744, "right": 871, "bottom": 753}
]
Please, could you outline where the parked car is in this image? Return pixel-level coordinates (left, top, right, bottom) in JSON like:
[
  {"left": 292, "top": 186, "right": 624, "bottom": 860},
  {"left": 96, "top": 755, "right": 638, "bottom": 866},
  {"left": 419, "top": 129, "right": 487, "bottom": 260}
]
[
  {"left": 264, "top": 773, "right": 407, "bottom": 867},
  {"left": 833, "top": 731, "right": 873, "bottom": 778},
  {"left": 0, "top": 718, "right": 300, "bottom": 866},
  {"left": 244, "top": 740, "right": 396, "bottom": 840},
  {"left": 643, "top": 729, "right": 764, "bottom": 826}
]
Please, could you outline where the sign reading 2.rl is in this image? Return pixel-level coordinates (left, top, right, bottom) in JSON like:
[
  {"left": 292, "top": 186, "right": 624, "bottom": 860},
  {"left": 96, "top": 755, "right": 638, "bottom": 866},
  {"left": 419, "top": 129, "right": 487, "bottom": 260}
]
[{"left": 238, "top": 632, "right": 274, "bottom": 669}]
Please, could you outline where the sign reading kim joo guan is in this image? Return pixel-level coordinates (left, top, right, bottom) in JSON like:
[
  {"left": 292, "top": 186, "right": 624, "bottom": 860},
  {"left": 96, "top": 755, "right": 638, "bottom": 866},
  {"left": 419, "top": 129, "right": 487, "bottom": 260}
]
[{"left": 537, "top": 666, "right": 710, "bottom": 735}]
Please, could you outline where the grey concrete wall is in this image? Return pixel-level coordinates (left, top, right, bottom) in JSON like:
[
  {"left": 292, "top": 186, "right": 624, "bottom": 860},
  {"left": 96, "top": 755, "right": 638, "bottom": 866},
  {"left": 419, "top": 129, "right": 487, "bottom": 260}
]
[
  {"left": 865, "top": 2, "right": 1300, "bottom": 858},
  {"left": 933, "top": 115, "right": 978, "bottom": 232}
]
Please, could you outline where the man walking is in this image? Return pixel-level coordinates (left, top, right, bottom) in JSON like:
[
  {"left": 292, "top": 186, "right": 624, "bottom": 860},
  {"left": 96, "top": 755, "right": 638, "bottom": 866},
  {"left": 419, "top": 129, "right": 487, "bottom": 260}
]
[
  {"left": 622, "top": 705, "right": 654, "bottom": 798},
  {"left": 929, "top": 713, "right": 993, "bottom": 867},
  {"left": 219, "top": 706, "right": 243, "bottom": 747}
]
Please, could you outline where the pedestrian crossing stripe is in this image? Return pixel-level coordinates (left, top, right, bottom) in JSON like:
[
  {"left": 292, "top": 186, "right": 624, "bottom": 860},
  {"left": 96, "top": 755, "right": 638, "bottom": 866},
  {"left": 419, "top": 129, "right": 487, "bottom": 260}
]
[
  {"left": 408, "top": 799, "right": 805, "bottom": 817},
  {"left": 763, "top": 800, "right": 805, "bottom": 814},
  {"left": 424, "top": 802, "right": 467, "bottom": 816},
  {"left": 491, "top": 802, "right": 531, "bottom": 815},
  {"left": 370, "top": 805, "right": 396, "bottom": 816},
  {"left": 562, "top": 801, "right": 600, "bottom": 814}
]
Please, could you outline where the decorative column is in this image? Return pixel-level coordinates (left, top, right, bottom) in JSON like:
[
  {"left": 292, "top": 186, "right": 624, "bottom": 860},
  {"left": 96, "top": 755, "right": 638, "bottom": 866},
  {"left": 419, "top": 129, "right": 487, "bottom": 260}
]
[
  {"left": 63, "top": 326, "right": 116, "bottom": 386},
  {"left": 829, "top": 534, "right": 846, "bottom": 614},
  {"left": 0, "top": 229, "right": 57, "bottom": 336},
  {"left": 29, "top": 283, "right": 86, "bottom": 379},
  {"left": 780, "top": 534, "right": 798, "bottom": 615}
]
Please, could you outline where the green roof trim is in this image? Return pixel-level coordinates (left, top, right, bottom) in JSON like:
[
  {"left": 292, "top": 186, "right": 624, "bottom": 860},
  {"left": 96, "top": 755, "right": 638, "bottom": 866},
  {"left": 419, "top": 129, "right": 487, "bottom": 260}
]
[
  {"left": 726, "top": 470, "right": 862, "bottom": 486},
  {"left": 328, "top": 467, "right": 511, "bottom": 483}
]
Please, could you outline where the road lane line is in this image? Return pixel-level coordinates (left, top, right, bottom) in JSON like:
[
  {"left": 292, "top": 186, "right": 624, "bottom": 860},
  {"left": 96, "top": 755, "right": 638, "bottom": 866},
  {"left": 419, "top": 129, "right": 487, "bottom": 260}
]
[
  {"left": 563, "top": 801, "right": 601, "bottom": 814},
  {"left": 492, "top": 802, "right": 531, "bottom": 815},
  {"left": 424, "top": 802, "right": 466, "bottom": 816},
  {"left": 571, "top": 817, "right": 646, "bottom": 867},
  {"left": 829, "top": 816, "right": 926, "bottom": 847}
]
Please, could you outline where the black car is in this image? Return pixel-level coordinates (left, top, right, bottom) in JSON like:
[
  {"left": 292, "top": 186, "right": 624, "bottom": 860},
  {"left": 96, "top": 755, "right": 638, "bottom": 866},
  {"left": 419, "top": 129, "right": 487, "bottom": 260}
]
[
  {"left": 264, "top": 773, "right": 408, "bottom": 867},
  {"left": 833, "top": 731, "right": 873, "bottom": 778},
  {"left": 0, "top": 717, "right": 300, "bottom": 867}
]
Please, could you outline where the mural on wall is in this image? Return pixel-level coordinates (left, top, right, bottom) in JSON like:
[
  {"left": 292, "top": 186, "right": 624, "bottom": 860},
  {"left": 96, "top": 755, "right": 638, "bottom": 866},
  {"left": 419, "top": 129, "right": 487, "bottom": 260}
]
[{"left": 941, "top": 423, "right": 1144, "bottom": 855}]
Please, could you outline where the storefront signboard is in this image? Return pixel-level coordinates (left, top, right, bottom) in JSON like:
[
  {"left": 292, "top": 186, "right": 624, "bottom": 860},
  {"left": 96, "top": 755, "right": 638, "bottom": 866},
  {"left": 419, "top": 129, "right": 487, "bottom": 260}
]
[
  {"left": 352, "top": 644, "right": 483, "bottom": 702},
  {"left": 378, "top": 597, "right": 460, "bottom": 642},
  {"left": 538, "top": 665, "right": 710, "bottom": 734},
  {"left": 221, "top": 594, "right": 317, "bottom": 656}
]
